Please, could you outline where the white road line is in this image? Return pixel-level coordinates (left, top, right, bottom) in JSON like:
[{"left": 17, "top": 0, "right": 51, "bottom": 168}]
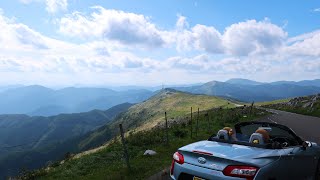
[{"left": 267, "top": 117, "right": 277, "bottom": 124}]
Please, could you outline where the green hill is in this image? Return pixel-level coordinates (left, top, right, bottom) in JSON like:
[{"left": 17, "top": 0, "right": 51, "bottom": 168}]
[
  {"left": 263, "top": 94, "right": 320, "bottom": 117},
  {"left": 78, "top": 88, "right": 236, "bottom": 149},
  {"left": 0, "top": 103, "right": 133, "bottom": 178},
  {"left": 24, "top": 90, "right": 267, "bottom": 179}
]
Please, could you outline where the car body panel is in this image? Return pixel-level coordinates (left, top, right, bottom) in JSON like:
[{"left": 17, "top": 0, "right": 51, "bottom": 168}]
[
  {"left": 179, "top": 140, "right": 281, "bottom": 170},
  {"left": 171, "top": 122, "right": 320, "bottom": 180}
]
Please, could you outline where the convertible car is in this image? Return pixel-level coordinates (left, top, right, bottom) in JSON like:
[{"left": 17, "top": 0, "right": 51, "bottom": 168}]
[{"left": 170, "top": 121, "right": 320, "bottom": 180}]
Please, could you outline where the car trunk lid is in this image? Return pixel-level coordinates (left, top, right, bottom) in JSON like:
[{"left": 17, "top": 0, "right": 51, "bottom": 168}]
[{"left": 179, "top": 140, "right": 280, "bottom": 171}]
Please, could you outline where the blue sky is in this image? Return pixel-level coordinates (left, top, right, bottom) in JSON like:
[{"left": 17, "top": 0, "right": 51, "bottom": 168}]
[{"left": 0, "top": 0, "right": 319, "bottom": 86}]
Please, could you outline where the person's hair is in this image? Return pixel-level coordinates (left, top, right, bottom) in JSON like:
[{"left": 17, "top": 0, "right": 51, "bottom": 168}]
[
  {"left": 255, "top": 129, "right": 270, "bottom": 142},
  {"left": 223, "top": 127, "right": 234, "bottom": 136}
]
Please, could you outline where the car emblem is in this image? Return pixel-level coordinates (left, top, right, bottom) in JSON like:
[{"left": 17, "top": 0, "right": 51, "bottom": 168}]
[{"left": 198, "top": 157, "right": 206, "bottom": 164}]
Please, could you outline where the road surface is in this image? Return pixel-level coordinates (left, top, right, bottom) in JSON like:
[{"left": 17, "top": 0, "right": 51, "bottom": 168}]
[
  {"left": 260, "top": 108, "right": 320, "bottom": 144},
  {"left": 149, "top": 109, "right": 320, "bottom": 179}
]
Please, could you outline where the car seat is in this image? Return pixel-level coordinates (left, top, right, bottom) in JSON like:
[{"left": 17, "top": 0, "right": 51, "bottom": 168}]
[
  {"left": 249, "top": 133, "right": 265, "bottom": 144},
  {"left": 217, "top": 129, "right": 229, "bottom": 140}
]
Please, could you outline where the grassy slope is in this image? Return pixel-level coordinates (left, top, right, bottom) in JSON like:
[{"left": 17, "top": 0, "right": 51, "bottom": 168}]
[
  {"left": 262, "top": 94, "right": 320, "bottom": 118},
  {"left": 78, "top": 89, "right": 235, "bottom": 149},
  {"left": 22, "top": 91, "right": 268, "bottom": 179},
  {"left": 255, "top": 98, "right": 291, "bottom": 106}
]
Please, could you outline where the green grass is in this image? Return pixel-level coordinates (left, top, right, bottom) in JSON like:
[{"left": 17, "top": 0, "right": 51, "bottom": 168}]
[
  {"left": 271, "top": 105, "right": 320, "bottom": 118},
  {"left": 255, "top": 98, "right": 291, "bottom": 106},
  {"left": 78, "top": 90, "right": 237, "bottom": 150},
  {"left": 261, "top": 95, "right": 320, "bottom": 118},
  {"left": 22, "top": 107, "right": 268, "bottom": 180}
]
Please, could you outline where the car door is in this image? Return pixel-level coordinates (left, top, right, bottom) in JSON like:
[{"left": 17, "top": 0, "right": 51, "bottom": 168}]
[{"left": 280, "top": 146, "right": 317, "bottom": 179}]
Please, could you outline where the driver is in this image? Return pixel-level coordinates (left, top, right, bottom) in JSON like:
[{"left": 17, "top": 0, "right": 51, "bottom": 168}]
[{"left": 255, "top": 128, "right": 270, "bottom": 143}]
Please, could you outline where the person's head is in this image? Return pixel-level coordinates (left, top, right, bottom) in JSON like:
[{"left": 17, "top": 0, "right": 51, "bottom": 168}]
[
  {"left": 255, "top": 128, "right": 270, "bottom": 142},
  {"left": 223, "top": 127, "right": 234, "bottom": 136}
]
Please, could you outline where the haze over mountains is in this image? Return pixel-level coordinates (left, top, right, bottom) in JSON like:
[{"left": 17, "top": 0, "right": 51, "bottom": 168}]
[
  {"left": 0, "top": 79, "right": 319, "bottom": 117},
  {"left": 0, "top": 85, "right": 153, "bottom": 116},
  {"left": 226, "top": 78, "right": 320, "bottom": 87},
  {"left": 173, "top": 78, "right": 320, "bottom": 102}
]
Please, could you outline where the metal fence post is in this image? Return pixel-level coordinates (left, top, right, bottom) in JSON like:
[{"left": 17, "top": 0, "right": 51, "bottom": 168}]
[
  {"left": 119, "top": 124, "right": 131, "bottom": 171},
  {"left": 196, "top": 108, "right": 199, "bottom": 137},
  {"left": 206, "top": 112, "right": 210, "bottom": 132},
  {"left": 190, "top": 107, "right": 193, "bottom": 139},
  {"left": 250, "top": 101, "right": 254, "bottom": 115},
  {"left": 165, "top": 112, "right": 169, "bottom": 145}
]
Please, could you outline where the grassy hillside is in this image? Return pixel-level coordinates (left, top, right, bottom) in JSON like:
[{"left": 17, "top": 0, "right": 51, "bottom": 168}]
[
  {"left": 24, "top": 105, "right": 267, "bottom": 179},
  {"left": 78, "top": 89, "right": 236, "bottom": 150},
  {"left": 255, "top": 98, "right": 291, "bottom": 106},
  {"left": 263, "top": 94, "right": 320, "bottom": 117}
]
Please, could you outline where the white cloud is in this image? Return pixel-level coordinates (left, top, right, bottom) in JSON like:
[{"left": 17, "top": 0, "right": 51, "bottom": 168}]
[
  {"left": 285, "top": 30, "right": 320, "bottom": 56},
  {"left": 222, "top": 19, "right": 287, "bottom": 56},
  {"left": 313, "top": 8, "right": 320, "bottom": 12},
  {"left": 19, "top": 0, "right": 68, "bottom": 13},
  {"left": 0, "top": 8, "right": 319, "bottom": 86},
  {"left": 176, "top": 15, "right": 189, "bottom": 30},
  {"left": 175, "top": 22, "right": 223, "bottom": 53},
  {"left": 175, "top": 18, "right": 286, "bottom": 56},
  {"left": 58, "top": 6, "right": 166, "bottom": 48},
  {"left": 0, "top": 11, "right": 48, "bottom": 51},
  {"left": 192, "top": 25, "right": 224, "bottom": 54},
  {"left": 46, "top": 0, "right": 68, "bottom": 13}
]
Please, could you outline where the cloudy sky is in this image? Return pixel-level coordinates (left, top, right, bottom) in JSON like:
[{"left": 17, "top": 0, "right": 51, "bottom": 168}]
[{"left": 0, "top": 0, "right": 319, "bottom": 87}]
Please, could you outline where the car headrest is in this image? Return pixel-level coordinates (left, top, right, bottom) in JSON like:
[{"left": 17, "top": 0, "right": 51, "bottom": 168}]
[
  {"left": 249, "top": 133, "right": 264, "bottom": 144},
  {"left": 217, "top": 129, "right": 229, "bottom": 140}
]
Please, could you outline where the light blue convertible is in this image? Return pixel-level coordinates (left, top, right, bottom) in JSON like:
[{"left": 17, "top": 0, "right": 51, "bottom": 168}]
[{"left": 170, "top": 121, "right": 320, "bottom": 180}]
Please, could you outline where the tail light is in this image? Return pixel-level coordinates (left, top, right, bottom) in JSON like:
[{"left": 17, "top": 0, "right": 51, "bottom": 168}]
[
  {"left": 170, "top": 151, "right": 184, "bottom": 175},
  {"left": 173, "top": 151, "right": 184, "bottom": 164},
  {"left": 223, "top": 165, "right": 258, "bottom": 180},
  {"left": 170, "top": 160, "right": 175, "bottom": 175}
]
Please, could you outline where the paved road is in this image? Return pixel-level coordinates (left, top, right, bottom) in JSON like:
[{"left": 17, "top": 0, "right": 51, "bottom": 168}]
[
  {"left": 258, "top": 108, "right": 320, "bottom": 144},
  {"left": 149, "top": 109, "right": 320, "bottom": 179}
]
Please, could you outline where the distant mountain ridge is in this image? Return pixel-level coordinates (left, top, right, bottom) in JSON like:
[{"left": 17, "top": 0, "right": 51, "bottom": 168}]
[
  {"left": 172, "top": 79, "right": 320, "bottom": 102},
  {"left": 225, "top": 78, "right": 263, "bottom": 85},
  {"left": 225, "top": 78, "right": 320, "bottom": 87},
  {"left": 0, "top": 85, "right": 153, "bottom": 116},
  {"left": 0, "top": 102, "right": 133, "bottom": 178},
  {"left": 0, "top": 79, "right": 319, "bottom": 116}
]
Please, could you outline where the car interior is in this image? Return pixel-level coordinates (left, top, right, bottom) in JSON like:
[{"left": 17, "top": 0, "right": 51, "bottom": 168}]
[{"left": 210, "top": 122, "right": 303, "bottom": 149}]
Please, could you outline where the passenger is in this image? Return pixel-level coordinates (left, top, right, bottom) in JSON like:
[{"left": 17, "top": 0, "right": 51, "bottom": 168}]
[
  {"left": 223, "top": 127, "right": 238, "bottom": 141},
  {"left": 255, "top": 128, "right": 270, "bottom": 143}
]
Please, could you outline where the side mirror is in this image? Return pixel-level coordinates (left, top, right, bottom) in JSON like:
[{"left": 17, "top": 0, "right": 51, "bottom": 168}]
[{"left": 302, "top": 141, "right": 312, "bottom": 150}]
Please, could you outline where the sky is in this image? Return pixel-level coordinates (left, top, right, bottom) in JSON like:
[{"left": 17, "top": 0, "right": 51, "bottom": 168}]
[{"left": 0, "top": 0, "right": 319, "bottom": 87}]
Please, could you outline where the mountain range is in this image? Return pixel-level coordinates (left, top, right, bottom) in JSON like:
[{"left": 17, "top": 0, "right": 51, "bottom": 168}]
[
  {"left": 2, "top": 78, "right": 320, "bottom": 178},
  {"left": 173, "top": 79, "right": 320, "bottom": 102},
  {"left": 0, "top": 85, "right": 153, "bottom": 116},
  {"left": 0, "top": 89, "right": 234, "bottom": 178},
  {"left": 0, "top": 79, "right": 319, "bottom": 117},
  {"left": 0, "top": 102, "right": 133, "bottom": 178}
]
